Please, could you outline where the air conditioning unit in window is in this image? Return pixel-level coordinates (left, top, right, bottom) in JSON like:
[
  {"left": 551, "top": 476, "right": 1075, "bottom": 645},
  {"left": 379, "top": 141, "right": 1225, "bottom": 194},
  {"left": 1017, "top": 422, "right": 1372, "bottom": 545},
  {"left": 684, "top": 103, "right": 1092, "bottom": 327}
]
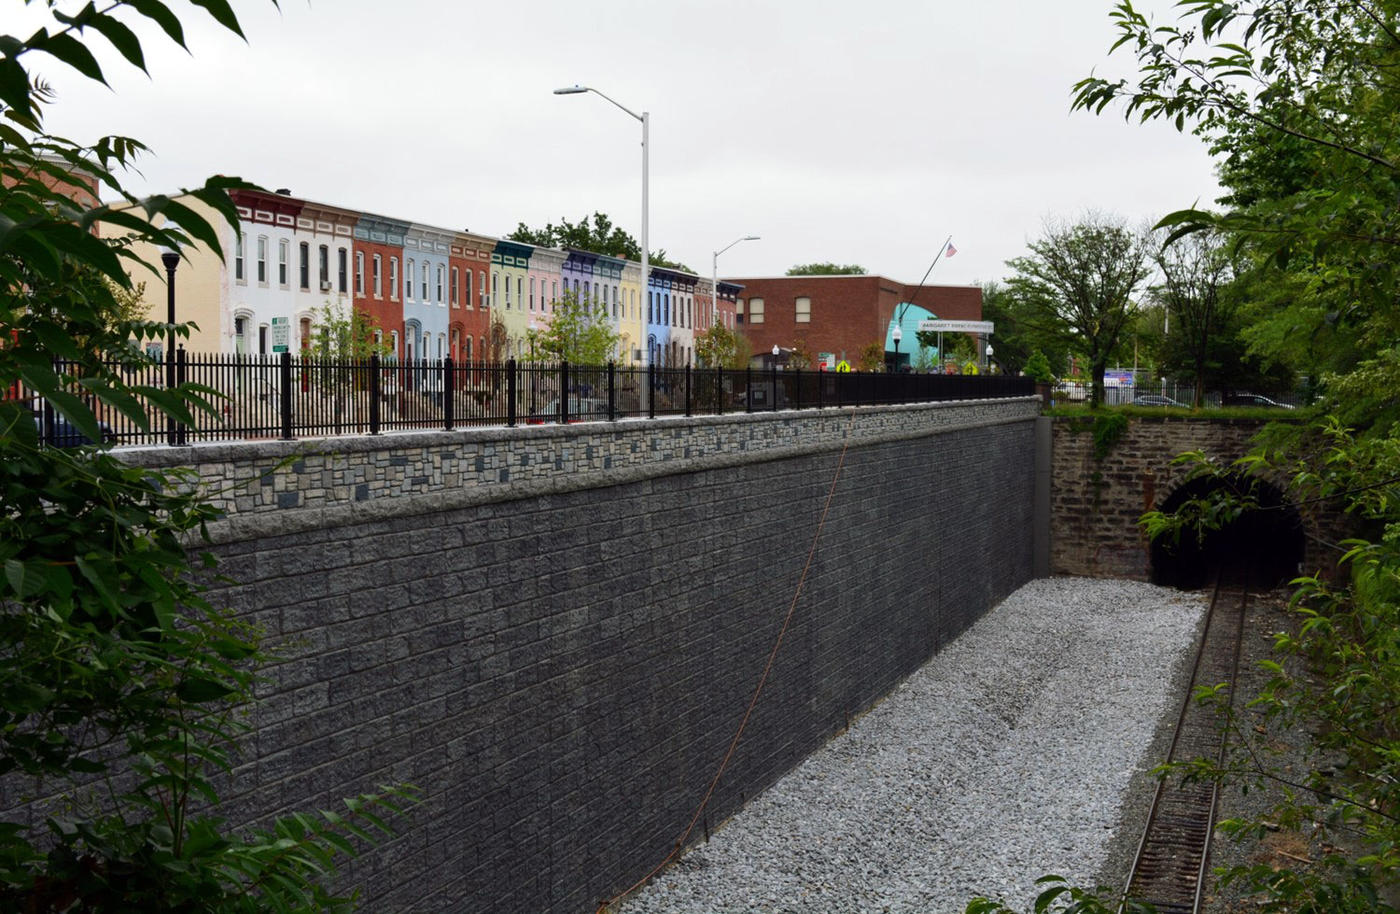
[{"left": 319, "top": 281, "right": 332, "bottom": 292}]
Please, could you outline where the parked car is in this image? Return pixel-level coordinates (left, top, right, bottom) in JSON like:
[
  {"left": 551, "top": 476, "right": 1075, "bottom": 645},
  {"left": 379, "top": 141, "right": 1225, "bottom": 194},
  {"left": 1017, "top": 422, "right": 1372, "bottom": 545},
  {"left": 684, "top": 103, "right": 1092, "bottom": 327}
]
[
  {"left": 1222, "top": 392, "right": 1295, "bottom": 409},
  {"left": 1131, "top": 394, "right": 1187, "bottom": 408},
  {"left": 31, "top": 409, "right": 114, "bottom": 447}
]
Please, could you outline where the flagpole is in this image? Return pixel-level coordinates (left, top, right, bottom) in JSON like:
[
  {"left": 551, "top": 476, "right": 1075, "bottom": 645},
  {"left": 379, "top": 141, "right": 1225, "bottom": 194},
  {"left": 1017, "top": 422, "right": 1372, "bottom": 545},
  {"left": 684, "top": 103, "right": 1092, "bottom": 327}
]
[{"left": 897, "top": 233, "right": 954, "bottom": 326}]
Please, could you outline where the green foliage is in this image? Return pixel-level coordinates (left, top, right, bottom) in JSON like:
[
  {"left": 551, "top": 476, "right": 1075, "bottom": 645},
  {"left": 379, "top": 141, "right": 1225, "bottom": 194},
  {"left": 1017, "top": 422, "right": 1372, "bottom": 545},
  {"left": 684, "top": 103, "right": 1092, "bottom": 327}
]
[
  {"left": 856, "top": 340, "right": 886, "bottom": 372},
  {"left": 1, "top": 2, "right": 410, "bottom": 909},
  {"left": 306, "top": 300, "right": 391, "bottom": 361},
  {"left": 694, "top": 320, "right": 750, "bottom": 369},
  {"left": 536, "top": 287, "right": 618, "bottom": 365},
  {"left": 1004, "top": 215, "right": 1151, "bottom": 407},
  {"left": 785, "top": 262, "right": 867, "bottom": 276},
  {"left": 975, "top": 280, "right": 1072, "bottom": 378},
  {"left": 1023, "top": 349, "right": 1054, "bottom": 383},
  {"left": 1090, "top": 411, "right": 1128, "bottom": 461},
  {"left": 509, "top": 212, "right": 692, "bottom": 272}
]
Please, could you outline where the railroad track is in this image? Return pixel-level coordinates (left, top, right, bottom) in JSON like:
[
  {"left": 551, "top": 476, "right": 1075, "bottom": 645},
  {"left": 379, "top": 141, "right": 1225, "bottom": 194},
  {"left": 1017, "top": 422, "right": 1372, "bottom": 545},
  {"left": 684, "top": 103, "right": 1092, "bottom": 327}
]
[{"left": 1121, "top": 575, "right": 1249, "bottom": 914}]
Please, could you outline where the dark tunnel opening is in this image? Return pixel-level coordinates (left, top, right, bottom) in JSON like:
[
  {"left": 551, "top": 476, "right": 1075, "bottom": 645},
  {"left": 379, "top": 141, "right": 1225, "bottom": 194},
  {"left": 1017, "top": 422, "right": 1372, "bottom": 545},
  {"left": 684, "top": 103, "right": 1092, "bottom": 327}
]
[{"left": 1150, "top": 474, "right": 1306, "bottom": 590}]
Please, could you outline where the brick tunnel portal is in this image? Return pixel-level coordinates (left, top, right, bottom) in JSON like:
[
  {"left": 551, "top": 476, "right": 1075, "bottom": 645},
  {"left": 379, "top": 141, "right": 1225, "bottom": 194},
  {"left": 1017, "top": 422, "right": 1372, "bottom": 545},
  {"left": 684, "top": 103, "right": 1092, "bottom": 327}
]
[{"left": 1149, "top": 474, "right": 1306, "bottom": 590}]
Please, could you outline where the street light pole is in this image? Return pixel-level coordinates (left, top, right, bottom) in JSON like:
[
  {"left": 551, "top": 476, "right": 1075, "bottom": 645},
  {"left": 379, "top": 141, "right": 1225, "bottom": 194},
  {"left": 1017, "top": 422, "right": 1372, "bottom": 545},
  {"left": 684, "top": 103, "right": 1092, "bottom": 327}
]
[
  {"left": 157, "top": 222, "right": 182, "bottom": 446},
  {"left": 554, "top": 85, "right": 648, "bottom": 371},
  {"left": 892, "top": 325, "right": 902, "bottom": 372},
  {"left": 712, "top": 235, "right": 759, "bottom": 333}
]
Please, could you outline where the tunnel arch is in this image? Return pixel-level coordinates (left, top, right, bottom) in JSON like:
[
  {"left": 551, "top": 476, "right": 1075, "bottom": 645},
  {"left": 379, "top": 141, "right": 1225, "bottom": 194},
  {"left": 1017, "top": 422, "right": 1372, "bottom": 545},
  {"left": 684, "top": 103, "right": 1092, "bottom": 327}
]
[{"left": 1150, "top": 473, "right": 1306, "bottom": 590}]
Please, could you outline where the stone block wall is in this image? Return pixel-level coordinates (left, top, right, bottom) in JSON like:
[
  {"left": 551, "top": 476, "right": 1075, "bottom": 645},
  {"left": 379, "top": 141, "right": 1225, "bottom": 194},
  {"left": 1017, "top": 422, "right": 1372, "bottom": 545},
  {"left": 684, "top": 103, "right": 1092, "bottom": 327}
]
[{"left": 7, "top": 400, "right": 1039, "bottom": 913}]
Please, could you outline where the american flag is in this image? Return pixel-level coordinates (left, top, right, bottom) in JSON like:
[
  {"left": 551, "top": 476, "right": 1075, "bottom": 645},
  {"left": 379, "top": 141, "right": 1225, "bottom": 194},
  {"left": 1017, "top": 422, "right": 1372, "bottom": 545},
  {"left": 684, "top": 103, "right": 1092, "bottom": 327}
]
[{"left": 945, "top": 241, "right": 958, "bottom": 258}]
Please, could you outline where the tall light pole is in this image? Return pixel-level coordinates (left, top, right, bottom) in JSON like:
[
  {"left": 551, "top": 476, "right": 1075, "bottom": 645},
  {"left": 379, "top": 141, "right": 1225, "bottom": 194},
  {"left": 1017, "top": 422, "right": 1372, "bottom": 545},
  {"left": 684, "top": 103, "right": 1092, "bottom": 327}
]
[
  {"left": 712, "top": 235, "right": 759, "bottom": 332},
  {"left": 157, "top": 222, "right": 182, "bottom": 446},
  {"left": 554, "top": 85, "right": 648, "bottom": 369}
]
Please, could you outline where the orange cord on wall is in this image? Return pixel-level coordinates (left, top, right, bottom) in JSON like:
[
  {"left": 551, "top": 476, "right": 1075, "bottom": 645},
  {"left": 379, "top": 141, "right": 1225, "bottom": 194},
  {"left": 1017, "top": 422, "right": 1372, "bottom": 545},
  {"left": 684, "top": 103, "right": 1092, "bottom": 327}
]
[{"left": 597, "top": 409, "right": 858, "bottom": 914}]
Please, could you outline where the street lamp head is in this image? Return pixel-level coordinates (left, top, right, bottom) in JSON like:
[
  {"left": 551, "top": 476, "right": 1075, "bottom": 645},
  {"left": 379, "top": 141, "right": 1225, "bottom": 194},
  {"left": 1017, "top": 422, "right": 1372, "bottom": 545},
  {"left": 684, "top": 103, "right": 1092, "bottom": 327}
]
[
  {"left": 553, "top": 85, "right": 589, "bottom": 95},
  {"left": 892, "top": 326, "right": 903, "bottom": 343},
  {"left": 772, "top": 344, "right": 780, "bottom": 357},
  {"left": 157, "top": 220, "right": 182, "bottom": 271}
]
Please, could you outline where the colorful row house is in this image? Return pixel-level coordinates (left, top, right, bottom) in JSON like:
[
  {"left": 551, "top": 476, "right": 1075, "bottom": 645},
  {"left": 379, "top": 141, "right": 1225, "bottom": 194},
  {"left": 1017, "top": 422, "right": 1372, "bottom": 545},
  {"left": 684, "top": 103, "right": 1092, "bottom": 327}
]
[{"left": 127, "top": 188, "right": 720, "bottom": 367}]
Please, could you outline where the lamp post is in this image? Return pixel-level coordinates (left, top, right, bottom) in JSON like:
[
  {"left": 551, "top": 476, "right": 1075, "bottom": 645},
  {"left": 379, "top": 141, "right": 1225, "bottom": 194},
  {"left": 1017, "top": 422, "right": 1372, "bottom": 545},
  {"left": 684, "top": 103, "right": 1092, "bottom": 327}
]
[
  {"left": 554, "top": 85, "right": 648, "bottom": 370},
  {"left": 157, "top": 223, "right": 182, "bottom": 445},
  {"left": 713, "top": 235, "right": 759, "bottom": 331},
  {"left": 985, "top": 343, "right": 995, "bottom": 374},
  {"left": 891, "top": 325, "right": 902, "bottom": 373}
]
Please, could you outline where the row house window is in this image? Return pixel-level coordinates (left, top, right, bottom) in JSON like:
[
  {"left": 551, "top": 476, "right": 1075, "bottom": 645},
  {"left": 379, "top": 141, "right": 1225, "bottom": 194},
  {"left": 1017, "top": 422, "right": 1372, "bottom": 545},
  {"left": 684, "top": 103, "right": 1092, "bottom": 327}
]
[
  {"left": 464, "top": 270, "right": 473, "bottom": 309},
  {"left": 479, "top": 270, "right": 486, "bottom": 309},
  {"left": 517, "top": 277, "right": 523, "bottom": 310},
  {"left": 421, "top": 262, "right": 429, "bottom": 302},
  {"left": 355, "top": 252, "right": 364, "bottom": 296},
  {"left": 529, "top": 276, "right": 535, "bottom": 311},
  {"left": 256, "top": 235, "right": 267, "bottom": 284},
  {"left": 318, "top": 245, "right": 329, "bottom": 288},
  {"left": 338, "top": 247, "right": 348, "bottom": 294},
  {"left": 373, "top": 254, "right": 382, "bottom": 298},
  {"left": 390, "top": 257, "right": 399, "bottom": 300},
  {"left": 748, "top": 297, "right": 765, "bottom": 324},
  {"left": 551, "top": 280, "right": 558, "bottom": 312},
  {"left": 299, "top": 242, "right": 309, "bottom": 289},
  {"left": 451, "top": 267, "right": 459, "bottom": 307},
  {"left": 796, "top": 296, "right": 811, "bottom": 323},
  {"left": 278, "top": 239, "right": 289, "bottom": 286},
  {"left": 406, "top": 259, "right": 415, "bottom": 301},
  {"left": 234, "top": 233, "right": 245, "bottom": 281},
  {"left": 491, "top": 272, "right": 499, "bottom": 309},
  {"left": 436, "top": 264, "right": 445, "bottom": 305}
]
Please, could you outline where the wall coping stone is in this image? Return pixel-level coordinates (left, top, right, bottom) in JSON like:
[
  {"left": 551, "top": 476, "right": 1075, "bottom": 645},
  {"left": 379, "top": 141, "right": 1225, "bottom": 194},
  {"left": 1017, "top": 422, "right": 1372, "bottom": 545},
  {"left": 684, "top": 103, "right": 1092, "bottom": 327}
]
[{"left": 119, "top": 397, "right": 1039, "bottom": 545}]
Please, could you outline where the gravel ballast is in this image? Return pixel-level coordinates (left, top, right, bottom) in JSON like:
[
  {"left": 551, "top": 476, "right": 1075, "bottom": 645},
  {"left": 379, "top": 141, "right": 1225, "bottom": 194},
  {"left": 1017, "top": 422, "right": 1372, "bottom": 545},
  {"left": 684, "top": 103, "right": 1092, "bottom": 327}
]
[{"left": 617, "top": 577, "right": 1208, "bottom": 914}]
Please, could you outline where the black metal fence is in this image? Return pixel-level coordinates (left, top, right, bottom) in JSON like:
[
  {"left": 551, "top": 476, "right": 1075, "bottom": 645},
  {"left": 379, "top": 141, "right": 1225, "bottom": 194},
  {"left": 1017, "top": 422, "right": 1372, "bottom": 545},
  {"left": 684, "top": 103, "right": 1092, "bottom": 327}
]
[{"left": 42, "top": 351, "right": 1034, "bottom": 447}]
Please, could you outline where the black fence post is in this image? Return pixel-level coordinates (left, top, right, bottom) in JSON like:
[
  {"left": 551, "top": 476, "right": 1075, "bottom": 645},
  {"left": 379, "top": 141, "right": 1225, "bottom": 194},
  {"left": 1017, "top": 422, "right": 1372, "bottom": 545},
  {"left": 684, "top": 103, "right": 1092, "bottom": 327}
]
[
  {"left": 817, "top": 368, "right": 824, "bottom": 410},
  {"left": 279, "top": 351, "right": 293, "bottom": 440},
  {"left": 745, "top": 365, "right": 753, "bottom": 413},
  {"left": 793, "top": 367, "right": 802, "bottom": 410},
  {"left": 507, "top": 359, "right": 517, "bottom": 427},
  {"left": 771, "top": 360, "right": 778, "bottom": 412},
  {"left": 369, "top": 354, "right": 381, "bottom": 434},
  {"left": 443, "top": 357, "right": 455, "bottom": 431},
  {"left": 175, "top": 346, "right": 188, "bottom": 445},
  {"left": 685, "top": 364, "right": 692, "bottom": 417},
  {"left": 560, "top": 360, "right": 570, "bottom": 424},
  {"left": 715, "top": 366, "right": 724, "bottom": 416},
  {"left": 607, "top": 361, "right": 616, "bottom": 421},
  {"left": 648, "top": 362, "right": 656, "bottom": 420}
]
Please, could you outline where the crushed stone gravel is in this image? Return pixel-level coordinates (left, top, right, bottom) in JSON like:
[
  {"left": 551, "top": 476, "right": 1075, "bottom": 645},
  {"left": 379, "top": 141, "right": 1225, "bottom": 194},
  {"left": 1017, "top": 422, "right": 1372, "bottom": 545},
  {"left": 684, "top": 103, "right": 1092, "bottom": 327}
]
[{"left": 616, "top": 576, "right": 1208, "bottom": 914}]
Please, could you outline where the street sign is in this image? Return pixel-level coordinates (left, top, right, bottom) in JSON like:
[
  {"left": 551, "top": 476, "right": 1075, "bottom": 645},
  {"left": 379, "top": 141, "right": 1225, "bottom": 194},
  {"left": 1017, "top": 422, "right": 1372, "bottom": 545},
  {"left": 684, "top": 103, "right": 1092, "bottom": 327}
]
[
  {"left": 270, "top": 316, "right": 289, "bottom": 353},
  {"left": 916, "top": 319, "right": 994, "bottom": 334}
]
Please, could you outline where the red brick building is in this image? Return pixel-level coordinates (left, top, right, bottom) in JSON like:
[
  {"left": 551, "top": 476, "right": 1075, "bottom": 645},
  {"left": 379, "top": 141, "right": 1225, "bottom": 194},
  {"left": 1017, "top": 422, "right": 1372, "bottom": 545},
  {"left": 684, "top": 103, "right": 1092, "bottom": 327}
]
[{"left": 726, "top": 275, "right": 982, "bottom": 365}]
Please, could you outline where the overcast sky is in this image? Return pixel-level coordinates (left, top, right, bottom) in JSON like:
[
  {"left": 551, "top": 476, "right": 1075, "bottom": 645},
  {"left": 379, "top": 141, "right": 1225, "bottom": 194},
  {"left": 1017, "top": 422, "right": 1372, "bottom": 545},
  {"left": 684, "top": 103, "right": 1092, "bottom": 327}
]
[{"left": 34, "top": 0, "right": 1220, "bottom": 288}]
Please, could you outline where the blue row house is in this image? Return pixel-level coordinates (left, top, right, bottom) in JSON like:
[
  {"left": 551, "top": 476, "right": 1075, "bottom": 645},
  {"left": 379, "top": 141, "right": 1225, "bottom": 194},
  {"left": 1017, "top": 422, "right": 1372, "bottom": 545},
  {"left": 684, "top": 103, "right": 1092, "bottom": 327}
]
[{"left": 402, "top": 223, "right": 453, "bottom": 363}]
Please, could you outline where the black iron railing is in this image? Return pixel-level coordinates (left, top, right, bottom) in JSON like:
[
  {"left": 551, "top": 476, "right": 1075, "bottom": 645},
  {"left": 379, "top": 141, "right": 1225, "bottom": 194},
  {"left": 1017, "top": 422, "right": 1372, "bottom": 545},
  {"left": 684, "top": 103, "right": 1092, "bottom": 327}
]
[{"left": 36, "top": 351, "right": 1033, "bottom": 447}]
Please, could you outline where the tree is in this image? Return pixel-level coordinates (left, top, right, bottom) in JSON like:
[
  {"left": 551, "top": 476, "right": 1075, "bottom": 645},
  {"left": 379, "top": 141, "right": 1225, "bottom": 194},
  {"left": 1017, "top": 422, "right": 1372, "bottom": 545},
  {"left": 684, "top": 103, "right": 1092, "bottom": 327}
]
[
  {"left": 695, "top": 320, "right": 751, "bottom": 369},
  {"left": 969, "top": 280, "right": 1074, "bottom": 378},
  {"left": 1072, "top": 0, "right": 1400, "bottom": 428},
  {"left": 510, "top": 212, "right": 693, "bottom": 272},
  {"left": 856, "top": 340, "right": 886, "bottom": 372},
  {"left": 0, "top": 3, "right": 408, "bottom": 909},
  {"left": 307, "top": 299, "right": 392, "bottom": 361},
  {"left": 536, "top": 287, "right": 618, "bottom": 365},
  {"left": 1022, "top": 350, "right": 1054, "bottom": 384},
  {"left": 1004, "top": 215, "right": 1151, "bottom": 406},
  {"left": 786, "top": 262, "right": 867, "bottom": 276},
  {"left": 1148, "top": 229, "right": 1235, "bottom": 406}
]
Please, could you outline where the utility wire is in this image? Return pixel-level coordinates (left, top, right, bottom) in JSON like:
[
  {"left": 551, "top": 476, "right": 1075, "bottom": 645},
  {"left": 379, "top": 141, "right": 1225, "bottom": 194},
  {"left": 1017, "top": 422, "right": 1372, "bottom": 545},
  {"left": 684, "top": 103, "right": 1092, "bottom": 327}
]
[{"left": 597, "top": 409, "right": 858, "bottom": 914}]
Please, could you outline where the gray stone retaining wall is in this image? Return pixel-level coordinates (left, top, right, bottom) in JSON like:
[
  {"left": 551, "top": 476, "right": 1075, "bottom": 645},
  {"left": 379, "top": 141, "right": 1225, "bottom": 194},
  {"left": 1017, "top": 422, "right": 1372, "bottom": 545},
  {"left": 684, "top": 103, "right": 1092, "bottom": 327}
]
[{"left": 18, "top": 400, "right": 1040, "bottom": 913}]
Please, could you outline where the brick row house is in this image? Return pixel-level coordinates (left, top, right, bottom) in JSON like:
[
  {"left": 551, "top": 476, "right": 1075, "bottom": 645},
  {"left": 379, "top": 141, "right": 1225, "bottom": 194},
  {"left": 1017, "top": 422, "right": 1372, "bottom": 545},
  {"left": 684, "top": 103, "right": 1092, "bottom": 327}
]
[{"left": 124, "top": 188, "right": 980, "bottom": 369}]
